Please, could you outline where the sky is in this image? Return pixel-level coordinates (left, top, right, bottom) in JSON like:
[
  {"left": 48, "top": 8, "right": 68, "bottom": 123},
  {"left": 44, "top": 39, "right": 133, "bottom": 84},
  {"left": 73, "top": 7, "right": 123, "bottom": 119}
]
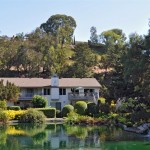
[{"left": 0, "top": 0, "right": 150, "bottom": 41}]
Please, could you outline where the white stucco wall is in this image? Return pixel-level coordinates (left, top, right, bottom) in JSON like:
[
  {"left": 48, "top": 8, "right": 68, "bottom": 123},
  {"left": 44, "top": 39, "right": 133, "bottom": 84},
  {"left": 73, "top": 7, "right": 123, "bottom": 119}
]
[
  {"left": 51, "top": 88, "right": 59, "bottom": 100},
  {"left": 18, "top": 86, "right": 100, "bottom": 109}
]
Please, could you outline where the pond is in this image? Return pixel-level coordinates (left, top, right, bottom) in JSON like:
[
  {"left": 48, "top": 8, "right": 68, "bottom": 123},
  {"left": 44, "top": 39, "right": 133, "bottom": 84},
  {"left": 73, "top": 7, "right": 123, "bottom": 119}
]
[{"left": 0, "top": 123, "right": 149, "bottom": 150}]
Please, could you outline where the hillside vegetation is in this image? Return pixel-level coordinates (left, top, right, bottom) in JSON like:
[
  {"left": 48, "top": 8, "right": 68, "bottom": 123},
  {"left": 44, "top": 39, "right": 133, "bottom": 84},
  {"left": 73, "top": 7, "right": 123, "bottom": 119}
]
[{"left": 0, "top": 14, "right": 149, "bottom": 106}]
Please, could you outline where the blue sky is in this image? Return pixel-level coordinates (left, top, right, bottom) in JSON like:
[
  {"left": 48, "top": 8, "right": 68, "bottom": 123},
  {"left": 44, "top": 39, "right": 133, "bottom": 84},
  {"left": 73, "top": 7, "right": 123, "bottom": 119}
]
[{"left": 0, "top": 0, "right": 150, "bottom": 41}]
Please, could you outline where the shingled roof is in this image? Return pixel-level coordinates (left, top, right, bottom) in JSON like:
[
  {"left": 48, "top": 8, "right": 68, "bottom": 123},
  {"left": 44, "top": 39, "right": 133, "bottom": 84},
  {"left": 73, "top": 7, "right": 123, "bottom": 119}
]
[{"left": 0, "top": 78, "right": 101, "bottom": 88}]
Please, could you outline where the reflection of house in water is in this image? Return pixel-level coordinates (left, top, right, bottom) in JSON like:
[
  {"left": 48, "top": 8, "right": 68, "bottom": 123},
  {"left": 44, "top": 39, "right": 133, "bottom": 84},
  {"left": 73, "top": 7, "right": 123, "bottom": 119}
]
[
  {"left": 43, "top": 125, "right": 101, "bottom": 149},
  {"left": 5, "top": 124, "right": 145, "bottom": 150}
]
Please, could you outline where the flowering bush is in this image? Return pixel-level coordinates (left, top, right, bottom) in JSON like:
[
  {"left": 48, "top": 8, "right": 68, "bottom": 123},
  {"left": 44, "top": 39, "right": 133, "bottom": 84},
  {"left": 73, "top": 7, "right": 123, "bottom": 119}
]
[{"left": 4, "top": 110, "right": 26, "bottom": 120}]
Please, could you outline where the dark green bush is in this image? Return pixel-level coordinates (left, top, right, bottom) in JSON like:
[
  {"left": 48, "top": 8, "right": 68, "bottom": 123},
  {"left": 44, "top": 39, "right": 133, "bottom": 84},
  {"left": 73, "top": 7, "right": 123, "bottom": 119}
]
[
  {"left": 19, "top": 109, "right": 46, "bottom": 123},
  {"left": 62, "top": 105, "right": 74, "bottom": 117},
  {"left": 130, "top": 111, "right": 150, "bottom": 122},
  {"left": 99, "top": 103, "right": 110, "bottom": 114},
  {"left": 32, "top": 95, "right": 47, "bottom": 108},
  {"left": 74, "top": 101, "right": 87, "bottom": 115},
  {"left": 86, "top": 102, "right": 98, "bottom": 116},
  {"left": 0, "top": 100, "right": 7, "bottom": 110},
  {"left": 56, "top": 110, "right": 62, "bottom": 118},
  {"left": 7, "top": 106, "right": 21, "bottom": 110},
  {"left": 37, "top": 108, "right": 56, "bottom": 118}
]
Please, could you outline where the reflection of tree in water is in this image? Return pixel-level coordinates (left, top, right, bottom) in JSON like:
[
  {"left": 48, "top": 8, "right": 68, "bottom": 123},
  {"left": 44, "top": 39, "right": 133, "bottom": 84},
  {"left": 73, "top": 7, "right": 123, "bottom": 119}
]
[
  {"left": 0, "top": 124, "right": 148, "bottom": 150},
  {"left": 0, "top": 138, "right": 20, "bottom": 150},
  {"left": 0, "top": 127, "right": 7, "bottom": 146}
]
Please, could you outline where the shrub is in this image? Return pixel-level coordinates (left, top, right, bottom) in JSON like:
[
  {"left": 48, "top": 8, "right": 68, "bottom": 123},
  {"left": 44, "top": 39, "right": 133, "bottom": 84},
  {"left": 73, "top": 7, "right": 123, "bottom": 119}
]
[
  {"left": 86, "top": 102, "right": 98, "bottom": 116},
  {"left": 100, "top": 103, "right": 110, "bottom": 114},
  {"left": 4, "top": 110, "right": 26, "bottom": 120},
  {"left": 37, "top": 108, "right": 56, "bottom": 118},
  {"left": 0, "top": 100, "right": 7, "bottom": 110},
  {"left": 74, "top": 101, "right": 87, "bottom": 115},
  {"left": 32, "top": 95, "right": 47, "bottom": 108},
  {"left": 7, "top": 106, "right": 21, "bottom": 110},
  {"left": 19, "top": 109, "right": 46, "bottom": 123},
  {"left": 62, "top": 105, "right": 74, "bottom": 117},
  {"left": 0, "top": 109, "right": 9, "bottom": 124},
  {"left": 130, "top": 111, "right": 150, "bottom": 122},
  {"left": 56, "top": 110, "right": 62, "bottom": 118},
  {"left": 98, "top": 97, "right": 106, "bottom": 104}
]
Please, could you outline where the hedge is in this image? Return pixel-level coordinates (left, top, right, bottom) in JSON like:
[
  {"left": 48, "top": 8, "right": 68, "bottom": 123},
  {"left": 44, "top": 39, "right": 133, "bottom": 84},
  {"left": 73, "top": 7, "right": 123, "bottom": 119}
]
[
  {"left": 86, "top": 102, "right": 98, "bottom": 116},
  {"left": 37, "top": 108, "right": 56, "bottom": 118},
  {"left": 62, "top": 105, "right": 74, "bottom": 117},
  {"left": 7, "top": 106, "right": 21, "bottom": 110},
  {"left": 74, "top": 101, "right": 87, "bottom": 115}
]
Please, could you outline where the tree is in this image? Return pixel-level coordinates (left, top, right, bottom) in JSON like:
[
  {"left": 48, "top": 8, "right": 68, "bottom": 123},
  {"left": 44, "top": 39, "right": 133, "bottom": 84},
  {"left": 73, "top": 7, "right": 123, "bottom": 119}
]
[
  {"left": 71, "top": 43, "right": 97, "bottom": 78},
  {"left": 99, "top": 28, "right": 126, "bottom": 70},
  {"left": 0, "top": 80, "right": 20, "bottom": 102},
  {"left": 122, "top": 33, "right": 150, "bottom": 102},
  {"left": 40, "top": 14, "right": 76, "bottom": 47},
  {"left": 90, "top": 26, "right": 98, "bottom": 44}
]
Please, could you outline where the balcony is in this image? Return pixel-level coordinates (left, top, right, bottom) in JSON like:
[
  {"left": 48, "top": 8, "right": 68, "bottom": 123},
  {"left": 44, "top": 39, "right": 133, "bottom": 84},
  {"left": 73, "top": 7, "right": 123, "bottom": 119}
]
[
  {"left": 19, "top": 93, "right": 42, "bottom": 100},
  {"left": 68, "top": 92, "right": 98, "bottom": 101}
]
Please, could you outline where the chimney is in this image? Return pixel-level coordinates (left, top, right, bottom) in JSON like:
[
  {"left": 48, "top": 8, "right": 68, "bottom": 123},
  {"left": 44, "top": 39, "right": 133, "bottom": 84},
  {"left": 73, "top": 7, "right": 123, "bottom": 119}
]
[{"left": 51, "top": 74, "right": 59, "bottom": 87}]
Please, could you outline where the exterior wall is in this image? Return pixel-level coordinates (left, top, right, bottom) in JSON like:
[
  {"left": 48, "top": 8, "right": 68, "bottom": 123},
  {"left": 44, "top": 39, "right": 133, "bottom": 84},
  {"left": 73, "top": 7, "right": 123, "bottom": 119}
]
[
  {"left": 43, "top": 95, "right": 51, "bottom": 106},
  {"left": 51, "top": 88, "right": 59, "bottom": 100},
  {"left": 17, "top": 86, "right": 100, "bottom": 110},
  {"left": 59, "top": 88, "right": 71, "bottom": 108}
]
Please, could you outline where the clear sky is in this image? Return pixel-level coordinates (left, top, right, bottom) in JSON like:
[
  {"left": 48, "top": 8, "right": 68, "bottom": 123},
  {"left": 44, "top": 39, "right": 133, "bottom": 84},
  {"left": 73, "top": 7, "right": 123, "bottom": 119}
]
[{"left": 0, "top": 0, "right": 150, "bottom": 41}]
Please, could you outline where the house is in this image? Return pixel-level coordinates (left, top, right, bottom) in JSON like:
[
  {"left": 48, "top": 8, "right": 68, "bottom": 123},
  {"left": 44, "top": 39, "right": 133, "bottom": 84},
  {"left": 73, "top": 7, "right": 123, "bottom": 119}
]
[{"left": 0, "top": 75, "right": 101, "bottom": 110}]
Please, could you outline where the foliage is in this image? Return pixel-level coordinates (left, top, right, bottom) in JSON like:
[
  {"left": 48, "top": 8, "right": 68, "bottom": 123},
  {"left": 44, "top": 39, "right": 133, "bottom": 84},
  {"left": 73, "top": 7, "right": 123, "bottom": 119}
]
[
  {"left": 66, "top": 111, "right": 79, "bottom": 124},
  {"left": 0, "top": 13, "right": 150, "bottom": 117},
  {"left": 66, "top": 111, "right": 106, "bottom": 125},
  {"left": 0, "top": 100, "right": 7, "bottom": 110},
  {"left": 62, "top": 104, "right": 74, "bottom": 117},
  {"left": 67, "top": 43, "right": 97, "bottom": 78},
  {"left": 130, "top": 111, "right": 150, "bottom": 122},
  {"left": 7, "top": 106, "right": 21, "bottom": 110},
  {"left": 32, "top": 95, "right": 47, "bottom": 108},
  {"left": 56, "top": 110, "right": 62, "bottom": 118},
  {"left": 0, "top": 80, "right": 20, "bottom": 102},
  {"left": 74, "top": 101, "right": 87, "bottom": 115},
  {"left": 98, "top": 97, "right": 106, "bottom": 104},
  {"left": 117, "top": 97, "right": 148, "bottom": 113},
  {"left": 40, "top": 14, "right": 76, "bottom": 46},
  {"left": 3, "top": 110, "right": 26, "bottom": 120},
  {"left": 37, "top": 108, "right": 56, "bottom": 118},
  {"left": 0, "top": 109, "right": 9, "bottom": 124},
  {"left": 90, "top": 26, "right": 98, "bottom": 44},
  {"left": 19, "top": 109, "right": 46, "bottom": 123},
  {"left": 86, "top": 102, "right": 98, "bottom": 116}
]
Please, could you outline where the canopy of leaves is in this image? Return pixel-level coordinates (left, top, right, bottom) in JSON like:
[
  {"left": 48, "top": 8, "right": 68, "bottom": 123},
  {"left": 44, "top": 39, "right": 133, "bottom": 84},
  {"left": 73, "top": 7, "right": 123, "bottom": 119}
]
[{"left": 0, "top": 80, "right": 20, "bottom": 102}]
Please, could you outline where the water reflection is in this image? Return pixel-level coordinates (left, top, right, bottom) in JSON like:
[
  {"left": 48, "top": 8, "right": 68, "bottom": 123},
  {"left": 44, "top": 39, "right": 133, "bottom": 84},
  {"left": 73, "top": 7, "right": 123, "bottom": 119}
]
[{"left": 0, "top": 124, "right": 149, "bottom": 150}]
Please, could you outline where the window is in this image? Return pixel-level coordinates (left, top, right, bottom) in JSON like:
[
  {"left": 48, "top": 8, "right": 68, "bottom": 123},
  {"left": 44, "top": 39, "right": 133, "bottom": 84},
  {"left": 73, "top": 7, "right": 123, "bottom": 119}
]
[
  {"left": 26, "top": 88, "right": 34, "bottom": 97},
  {"left": 59, "top": 88, "right": 66, "bottom": 95},
  {"left": 27, "top": 88, "right": 33, "bottom": 94},
  {"left": 44, "top": 88, "right": 50, "bottom": 95}
]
